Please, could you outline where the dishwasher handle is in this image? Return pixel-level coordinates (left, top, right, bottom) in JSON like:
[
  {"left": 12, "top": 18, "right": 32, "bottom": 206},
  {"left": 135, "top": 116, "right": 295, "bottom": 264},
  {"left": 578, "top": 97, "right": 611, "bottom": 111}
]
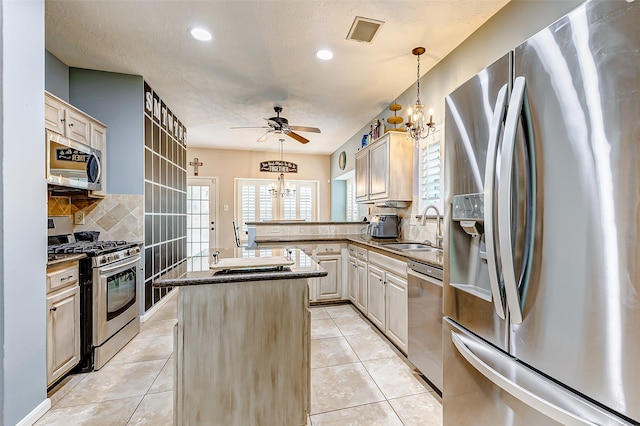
[{"left": 408, "top": 268, "right": 443, "bottom": 288}]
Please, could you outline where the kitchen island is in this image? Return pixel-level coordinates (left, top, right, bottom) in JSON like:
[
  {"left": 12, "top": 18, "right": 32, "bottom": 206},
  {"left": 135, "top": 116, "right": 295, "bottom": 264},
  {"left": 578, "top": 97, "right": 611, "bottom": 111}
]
[{"left": 154, "top": 247, "right": 326, "bottom": 426}]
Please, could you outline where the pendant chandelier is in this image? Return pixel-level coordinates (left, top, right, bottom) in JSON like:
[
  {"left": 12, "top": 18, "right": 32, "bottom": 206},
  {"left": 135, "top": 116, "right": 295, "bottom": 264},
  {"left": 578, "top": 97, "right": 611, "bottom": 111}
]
[
  {"left": 269, "top": 139, "right": 296, "bottom": 198},
  {"left": 406, "top": 47, "right": 435, "bottom": 141}
]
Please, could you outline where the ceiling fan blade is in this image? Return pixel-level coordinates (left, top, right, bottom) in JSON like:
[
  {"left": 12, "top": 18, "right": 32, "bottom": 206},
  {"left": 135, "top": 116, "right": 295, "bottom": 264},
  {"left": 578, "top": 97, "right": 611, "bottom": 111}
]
[
  {"left": 289, "top": 125, "right": 321, "bottom": 133},
  {"left": 257, "top": 130, "right": 274, "bottom": 142},
  {"left": 286, "top": 131, "right": 309, "bottom": 144},
  {"left": 229, "top": 126, "right": 270, "bottom": 130}
]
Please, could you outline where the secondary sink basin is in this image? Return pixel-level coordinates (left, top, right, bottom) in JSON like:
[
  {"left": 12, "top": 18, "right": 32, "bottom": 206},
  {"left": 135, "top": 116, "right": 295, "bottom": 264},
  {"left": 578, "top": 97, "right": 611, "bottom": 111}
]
[{"left": 381, "top": 243, "right": 441, "bottom": 252}]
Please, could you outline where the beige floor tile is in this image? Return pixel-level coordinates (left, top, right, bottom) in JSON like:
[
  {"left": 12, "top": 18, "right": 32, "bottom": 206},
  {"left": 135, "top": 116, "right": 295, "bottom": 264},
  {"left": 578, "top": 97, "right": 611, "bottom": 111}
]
[
  {"left": 310, "top": 307, "right": 331, "bottom": 320},
  {"left": 147, "top": 298, "right": 177, "bottom": 322},
  {"left": 35, "top": 396, "right": 142, "bottom": 426},
  {"left": 48, "top": 372, "right": 88, "bottom": 409},
  {"left": 311, "top": 363, "right": 384, "bottom": 414},
  {"left": 55, "top": 360, "right": 165, "bottom": 407},
  {"left": 148, "top": 358, "right": 173, "bottom": 394},
  {"left": 332, "top": 316, "right": 377, "bottom": 337},
  {"left": 311, "top": 337, "right": 360, "bottom": 369},
  {"left": 344, "top": 333, "right": 399, "bottom": 362},
  {"left": 388, "top": 392, "right": 442, "bottom": 426},
  {"left": 311, "top": 318, "right": 342, "bottom": 340},
  {"left": 126, "top": 391, "right": 173, "bottom": 426},
  {"left": 324, "top": 304, "right": 359, "bottom": 319},
  {"left": 363, "top": 357, "right": 429, "bottom": 400},
  {"left": 139, "top": 319, "right": 176, "bottom": 338},
  {"left": 310, "top": 401, "right": 404, "bottom": 426},
  {"left": 108, "top": 335, "right": 173, "bottom": 365}
]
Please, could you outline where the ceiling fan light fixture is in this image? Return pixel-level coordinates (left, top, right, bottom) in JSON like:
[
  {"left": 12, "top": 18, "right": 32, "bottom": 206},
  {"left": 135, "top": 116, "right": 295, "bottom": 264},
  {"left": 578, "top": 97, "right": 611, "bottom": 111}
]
[
  {"left": 316, "top": 49, "right": 334, "bottom": 60},
  {"left": 189, "top": 27, "right": 212, "bottom": 42}
]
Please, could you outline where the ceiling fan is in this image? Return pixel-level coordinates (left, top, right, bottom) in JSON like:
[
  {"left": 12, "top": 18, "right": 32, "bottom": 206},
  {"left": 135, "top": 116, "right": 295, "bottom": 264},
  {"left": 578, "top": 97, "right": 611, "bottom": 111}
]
[{"left": 230, "top": 106, "right": 321, "bottom": 144}]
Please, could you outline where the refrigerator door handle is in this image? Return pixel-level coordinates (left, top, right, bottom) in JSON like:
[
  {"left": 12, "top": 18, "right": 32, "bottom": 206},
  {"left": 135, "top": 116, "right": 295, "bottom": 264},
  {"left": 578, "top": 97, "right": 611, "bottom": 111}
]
[
  {"left": 450, "top": 330, "right": 628, "bottom": 426},
  {"left": 483, "top": 84, "right": 508, "bottom": 320},
  {"left": 498, "top": 76, "right": 536, "bottom": 324}
]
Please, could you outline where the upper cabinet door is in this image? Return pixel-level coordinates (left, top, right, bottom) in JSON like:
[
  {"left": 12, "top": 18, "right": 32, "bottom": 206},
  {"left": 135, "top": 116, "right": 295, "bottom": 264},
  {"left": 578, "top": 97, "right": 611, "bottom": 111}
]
[
  {"left": 369, "top": 136, "right": 389, "bottom": 200},
  {"left": 65, "top": 109, "right": 91, "bottom": 145},
  {"left": 45, "top": 95, "right": 66, "bottom": 135},
  {"left": 355, "top": 150, "right": 369, "bottom": 201}
]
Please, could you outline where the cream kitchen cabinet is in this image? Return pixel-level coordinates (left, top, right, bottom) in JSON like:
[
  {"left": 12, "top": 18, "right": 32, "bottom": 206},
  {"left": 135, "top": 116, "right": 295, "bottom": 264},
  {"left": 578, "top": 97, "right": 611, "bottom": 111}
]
[
  {"left": 347, "top": 245, "right": 368, "bottom": 312},
  {"left": 354, "top": 132, "right": 413, "bottom": 203},
  {"left": 315, "top": 254, "right": 342, "bottom": 300},
  {"left": 347, "top": 255, "right": 357, "bottom": 302},
  {"left": 367, "top": 263, "right": 386, "bottom": 330},
  {"left": 364, "top": 249, "right": 409, "bottom": 354},
  {"left": 46, "top": 261, "right": 81, "bottom": 386},
  {"left": 314, "top": 244, "right": 344, "bottom": 301},
  {"left": 45, "top": 91, "right": 92, "bottom": 145},
  {"left": 355, "top": 149, "right": 370, "bottom": 202},
  {"left": 384, "top": 271, "right": 408, "bottom": 353},
  {"left": 90, "top": 122, "right": 108, "bottom": 196}
]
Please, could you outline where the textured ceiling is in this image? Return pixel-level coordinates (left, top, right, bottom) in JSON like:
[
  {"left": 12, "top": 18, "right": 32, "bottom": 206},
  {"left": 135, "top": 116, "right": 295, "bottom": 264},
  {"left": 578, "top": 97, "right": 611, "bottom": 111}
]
[{"left": 46, "top": 0, "right": 509, "bottom": 154}]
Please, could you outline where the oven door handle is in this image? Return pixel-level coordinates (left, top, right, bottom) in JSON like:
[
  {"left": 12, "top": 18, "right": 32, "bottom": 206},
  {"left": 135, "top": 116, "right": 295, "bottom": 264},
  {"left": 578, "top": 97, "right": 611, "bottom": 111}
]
[{"left": 98, "top": 255, "right": 141, "bottom": 274}]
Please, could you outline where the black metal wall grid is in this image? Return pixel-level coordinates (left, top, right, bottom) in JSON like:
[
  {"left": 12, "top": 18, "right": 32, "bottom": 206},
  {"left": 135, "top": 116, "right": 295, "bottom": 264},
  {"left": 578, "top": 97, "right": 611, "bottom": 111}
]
[{"left": 143, "top": 81, "right": 187, "bottom": 310}]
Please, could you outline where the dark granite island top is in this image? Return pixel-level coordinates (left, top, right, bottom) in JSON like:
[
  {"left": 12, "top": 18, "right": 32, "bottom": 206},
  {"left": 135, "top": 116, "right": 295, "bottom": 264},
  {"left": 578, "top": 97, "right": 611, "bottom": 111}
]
[{"left": 153, "top": 247, "right": 327, "bottom": 287}]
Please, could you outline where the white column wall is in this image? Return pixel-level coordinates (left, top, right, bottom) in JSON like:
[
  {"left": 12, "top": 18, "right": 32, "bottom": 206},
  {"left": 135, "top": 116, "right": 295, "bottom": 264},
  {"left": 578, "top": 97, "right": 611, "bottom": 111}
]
[{"left": 1, "top": 0, "right": 47, "bottom": 425}]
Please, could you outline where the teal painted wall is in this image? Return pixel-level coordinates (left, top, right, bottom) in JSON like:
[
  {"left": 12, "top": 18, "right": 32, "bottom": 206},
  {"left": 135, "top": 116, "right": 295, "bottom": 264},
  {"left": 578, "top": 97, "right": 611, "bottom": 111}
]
[{"left": 69, "top": 69, "right": 144, "bottom": 195}]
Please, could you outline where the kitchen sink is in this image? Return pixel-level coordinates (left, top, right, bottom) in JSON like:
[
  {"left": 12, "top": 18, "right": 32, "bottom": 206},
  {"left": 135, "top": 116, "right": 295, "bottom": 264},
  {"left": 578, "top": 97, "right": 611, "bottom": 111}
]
[{"left": 381, "top": 243, "right": 442, "bottom": 253}]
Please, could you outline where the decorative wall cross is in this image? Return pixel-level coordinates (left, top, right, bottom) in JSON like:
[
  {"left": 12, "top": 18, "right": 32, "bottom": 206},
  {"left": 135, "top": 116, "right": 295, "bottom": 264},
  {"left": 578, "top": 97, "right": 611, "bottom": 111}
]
[{"left": 189, "top": 157, "right": 203, "bottom": 176}]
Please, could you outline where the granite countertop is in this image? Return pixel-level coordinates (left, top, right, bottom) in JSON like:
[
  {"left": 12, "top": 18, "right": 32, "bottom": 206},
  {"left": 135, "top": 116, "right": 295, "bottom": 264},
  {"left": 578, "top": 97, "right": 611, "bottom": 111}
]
[
  {"left": 154, "top": 247, "right": 327, "bottom": 287},
  {"left": 255, "top": 234, "right": 444, "bottom": 269},
  {"left": 47, "top": 253, "right": 87, "bottom": 268}
]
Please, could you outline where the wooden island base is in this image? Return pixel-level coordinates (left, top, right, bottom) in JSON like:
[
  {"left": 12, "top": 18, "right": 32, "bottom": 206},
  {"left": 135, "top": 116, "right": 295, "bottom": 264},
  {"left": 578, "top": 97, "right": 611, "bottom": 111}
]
[{"left": 174, "top": 278, "right": 310, "bottom": 426}]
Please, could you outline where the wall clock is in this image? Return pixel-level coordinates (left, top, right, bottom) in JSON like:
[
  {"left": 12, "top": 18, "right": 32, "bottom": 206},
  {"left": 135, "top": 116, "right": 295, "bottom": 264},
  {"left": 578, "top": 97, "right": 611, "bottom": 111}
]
[{"left": 338, "top": 151, "right": 347, "bottom": 170}]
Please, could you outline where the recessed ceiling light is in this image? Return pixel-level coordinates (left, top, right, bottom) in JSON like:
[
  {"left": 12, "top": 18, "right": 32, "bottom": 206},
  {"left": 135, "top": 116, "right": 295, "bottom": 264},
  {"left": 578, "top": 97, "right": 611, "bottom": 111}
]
[
  {"left": 189, "top": 27, "right": 212, "bottom": 42},
  {"left": 316, "top": 49, "right": 334, "bottom": 60}
]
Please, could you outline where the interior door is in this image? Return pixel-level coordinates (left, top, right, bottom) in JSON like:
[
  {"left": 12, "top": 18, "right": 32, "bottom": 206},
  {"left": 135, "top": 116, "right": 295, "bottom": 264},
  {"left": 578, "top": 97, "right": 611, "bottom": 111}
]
[{"left": 187, "top": 178, "right": 218, "bottom": 270}]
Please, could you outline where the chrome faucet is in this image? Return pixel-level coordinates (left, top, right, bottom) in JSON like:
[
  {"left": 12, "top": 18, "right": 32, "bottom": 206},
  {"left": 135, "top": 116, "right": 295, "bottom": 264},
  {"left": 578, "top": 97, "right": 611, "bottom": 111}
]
[{"left": 420, "top": 204, "right": 443, "bottom": 248}]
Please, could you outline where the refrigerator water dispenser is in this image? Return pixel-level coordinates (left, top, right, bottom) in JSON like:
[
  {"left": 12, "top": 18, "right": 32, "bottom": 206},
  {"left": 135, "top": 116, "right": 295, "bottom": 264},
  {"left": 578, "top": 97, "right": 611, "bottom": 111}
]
[{"left": 450, "top": 193, "right": 493, "bottom": 302}]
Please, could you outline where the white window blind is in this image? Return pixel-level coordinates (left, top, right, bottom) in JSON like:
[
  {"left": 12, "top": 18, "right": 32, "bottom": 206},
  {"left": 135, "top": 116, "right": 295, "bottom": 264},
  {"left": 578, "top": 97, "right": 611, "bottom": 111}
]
[
  {"left": 419, "top": 131, "right": 443, "bottom": 211},
  {"left": 235, "top": 178, "right": 319, "bottom": 237},
  {"left": 298, "top": 185, "right": 313, "bottom": 221},
  {"left": 346, "top": 177, "right": 359, "bottom": 221}
]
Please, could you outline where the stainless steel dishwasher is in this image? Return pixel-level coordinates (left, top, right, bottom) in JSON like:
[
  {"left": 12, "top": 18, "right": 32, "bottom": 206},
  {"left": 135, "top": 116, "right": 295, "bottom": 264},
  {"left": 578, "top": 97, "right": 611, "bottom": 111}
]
[{"left": 407, "top": 258, "right": 443, "bottom": 393}]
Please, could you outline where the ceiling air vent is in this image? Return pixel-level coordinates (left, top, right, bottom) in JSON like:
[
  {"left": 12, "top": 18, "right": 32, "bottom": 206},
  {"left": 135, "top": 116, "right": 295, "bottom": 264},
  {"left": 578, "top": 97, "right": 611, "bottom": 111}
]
[{"left": 346, "top": 16, "right": 385, "bottom": 43}]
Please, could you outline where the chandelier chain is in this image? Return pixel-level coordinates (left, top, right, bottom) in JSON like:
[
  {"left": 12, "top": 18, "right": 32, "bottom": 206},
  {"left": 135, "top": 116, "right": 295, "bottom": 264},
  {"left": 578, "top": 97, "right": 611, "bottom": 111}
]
[{"left": 416, "top": 53, "right": 421, "bottom": 105}]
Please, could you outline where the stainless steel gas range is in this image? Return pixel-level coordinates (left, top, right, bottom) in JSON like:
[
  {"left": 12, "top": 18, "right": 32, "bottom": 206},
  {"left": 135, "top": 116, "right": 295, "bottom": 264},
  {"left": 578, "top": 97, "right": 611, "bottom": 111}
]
[{"left": 48, "top": 217, "right": 141, "bottom": 370}]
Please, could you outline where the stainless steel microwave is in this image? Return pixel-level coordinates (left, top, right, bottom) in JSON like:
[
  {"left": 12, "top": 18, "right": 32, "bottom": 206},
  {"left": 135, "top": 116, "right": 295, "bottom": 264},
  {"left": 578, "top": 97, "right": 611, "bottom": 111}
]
[{"left": 46, "top": 130, "right": 102, "bottom": 191}]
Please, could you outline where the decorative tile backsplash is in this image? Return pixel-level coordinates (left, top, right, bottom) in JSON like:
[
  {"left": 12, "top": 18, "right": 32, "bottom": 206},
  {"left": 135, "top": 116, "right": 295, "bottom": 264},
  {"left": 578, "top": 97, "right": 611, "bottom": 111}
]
[
  {"left": 48, "top": 194, "right": 144, "bottom": 242},
  {"left": 48, "top": 196, "right": 72, "bottom": 216}
]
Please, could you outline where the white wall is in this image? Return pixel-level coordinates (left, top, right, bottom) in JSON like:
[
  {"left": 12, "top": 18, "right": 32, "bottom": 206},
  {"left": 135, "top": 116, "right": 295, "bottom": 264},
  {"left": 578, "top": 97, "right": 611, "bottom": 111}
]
[{"left": 1, "top": 0, "right": 48, "bottom": 424}]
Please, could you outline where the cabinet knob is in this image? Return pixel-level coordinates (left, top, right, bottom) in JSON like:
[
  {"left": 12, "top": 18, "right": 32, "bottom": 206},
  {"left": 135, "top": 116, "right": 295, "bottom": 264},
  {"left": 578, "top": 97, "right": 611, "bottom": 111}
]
[
  {"left": 68, "top": 123, "right": 74, "bottom": 128},
  {"left": 50, "top": 307, "right": 57, "bottom": 312}
]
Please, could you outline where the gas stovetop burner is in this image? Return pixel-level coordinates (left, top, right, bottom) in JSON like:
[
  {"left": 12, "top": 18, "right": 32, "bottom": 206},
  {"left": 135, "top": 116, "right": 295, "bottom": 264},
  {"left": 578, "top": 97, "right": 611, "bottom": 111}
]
[{"left": 48, "top": 240, "right": 135, "bottom": 256}]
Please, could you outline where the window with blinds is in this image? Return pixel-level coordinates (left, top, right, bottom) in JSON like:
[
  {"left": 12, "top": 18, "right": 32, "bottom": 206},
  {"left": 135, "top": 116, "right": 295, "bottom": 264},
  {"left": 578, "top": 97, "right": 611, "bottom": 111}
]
[
  {"left": 236, "top": 178, "right": 319, "bottom": 238},
  {"left": 346, "top": 177, "right": 359, "bottom": 221},
  {"left": 419, "top": 132, "right": 443, "bottom": 211}
]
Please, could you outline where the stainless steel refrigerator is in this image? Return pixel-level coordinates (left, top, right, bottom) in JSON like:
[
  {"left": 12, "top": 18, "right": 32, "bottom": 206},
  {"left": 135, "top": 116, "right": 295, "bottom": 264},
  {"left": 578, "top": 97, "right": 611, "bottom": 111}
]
[{"left": 443, "top": 1, "right": 640, "bottom": 424}]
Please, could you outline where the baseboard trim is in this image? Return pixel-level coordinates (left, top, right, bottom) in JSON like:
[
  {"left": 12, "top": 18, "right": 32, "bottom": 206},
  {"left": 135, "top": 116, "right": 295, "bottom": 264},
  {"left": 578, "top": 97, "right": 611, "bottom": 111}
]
[
  {"left": 140, "top": 288, "right": 178, "bottom": 323},
  {"left": 16, "top": 398, "right": 51, "bottom": 426}
]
